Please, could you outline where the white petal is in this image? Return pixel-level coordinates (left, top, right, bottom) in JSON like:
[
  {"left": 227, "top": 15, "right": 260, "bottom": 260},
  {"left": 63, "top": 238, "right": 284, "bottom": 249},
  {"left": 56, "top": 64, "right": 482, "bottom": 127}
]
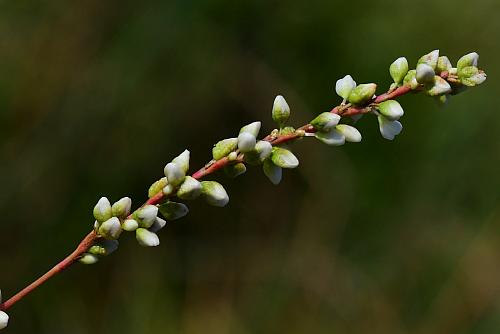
[
  {"left": 335, "top": 124, "right": 362, "bottom": 142},
  {"left": 335, "top": 75, "right": 356, "bottom": 99},
  {"left": 378, "top": 115, "right": 403, "bottom": 140},
  {"left": 315, "top": 129, "right": 345, "bottom": 146}
]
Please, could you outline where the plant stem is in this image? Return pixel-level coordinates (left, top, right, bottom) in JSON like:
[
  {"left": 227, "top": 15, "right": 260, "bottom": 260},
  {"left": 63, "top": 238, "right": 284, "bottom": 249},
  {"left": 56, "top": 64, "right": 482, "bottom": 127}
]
[{"left": 0, "top": 78, "right": 443, "bottom": 311}]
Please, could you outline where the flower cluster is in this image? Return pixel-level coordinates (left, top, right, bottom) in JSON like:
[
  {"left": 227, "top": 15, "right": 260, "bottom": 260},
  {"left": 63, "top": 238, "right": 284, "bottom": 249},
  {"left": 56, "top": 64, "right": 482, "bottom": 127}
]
[{"left": 0, "top": 49, "right": 487, "bottom": 331}]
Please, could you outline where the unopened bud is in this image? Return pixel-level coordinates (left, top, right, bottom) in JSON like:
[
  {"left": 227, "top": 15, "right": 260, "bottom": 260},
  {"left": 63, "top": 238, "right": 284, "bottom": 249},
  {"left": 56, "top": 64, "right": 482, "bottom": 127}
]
[
  {"left": 224, "top": 163, "right": 247, "bottom": 178},
  {"left": 310, "top": 112, "right": 341, "bottom": 131},
  {"left": 335, "top": 75, "right": 357, "bottom": 99},
  {"left": 148, "top": 177, "right": 168, "bottom": 198},
  {"left": 164, "top": 162, "right": 185, "bottom": 186},
  {"left": 112, "top": 197, "right": 132, "bottom": 218},
  {"left": 79, "top": 253, "right": 99, "bottom": 265},
  {"left": 136, "top": 228, "right": 160, "bottom": 247},
  {"left": 201, "top": 181, "right": 229, "bottom": 207},
  {"left": 457, "top": 52, "right": 479, "bottom": 71},
  {"left": 416, "top": 64, "right": 435, "bottom": 84},
  {"left": 237, "top": 132, "right": 257, "bottom": 153},
  {"left": 377, "top": 100, "right": 404, "bottom": 120},
  {"left": 149, "top": 217, "right": 167, "bottom": 233},
  {"left": 171, "top": 150, "right": 190, "bottom": 174},
  {"left": 403, "top": 70, "right": 419, "bottom": 89},
  {"left": 272, "top": 95, "right": 291, "bottom": 126},
  {"left": 122, "top": 218, "right": 139, "bottom": 231},
  {"left": 436, "top": 56, "right": 452, "bottom": 74},
  {"left": 254, "top": 140, "right": 273, "bottom": 161},
  {"left": 389, "top": 57, "right": 409, "bottom": 84},
  {"left": 133, "top": 205, "right": 158, "bottom": 228},
  {"left": 427, "top": 76, "right": 452, "bottom": 96},
  {"left": 240, "top": 121, "right": 261, "bottom": 137},
  {"left": 159, "top": 201, "right": 189, "bottom": 220},
  {"left": 93, "top": 197, "right": 112, "bottom": 223},
  {"left": 212, "top": 138, "right": 238, "bottom": 160},
  {"left": 98, "top": 217, "right": 122, "bottom": 240},
  {"left": 335, "top": 124, "right": 362, "bottom": 142},
  {"left": 177, "top": 176, "right": 202, "bottom": 200},
  {"left": 270, "top": 147, "right": 299, "bottom": 169},
  {"left": 417, "top": 50, "right": 439, "bottom": 69},
  {"left": 347, "top": 83, "right": 377, "bottom": 105}
]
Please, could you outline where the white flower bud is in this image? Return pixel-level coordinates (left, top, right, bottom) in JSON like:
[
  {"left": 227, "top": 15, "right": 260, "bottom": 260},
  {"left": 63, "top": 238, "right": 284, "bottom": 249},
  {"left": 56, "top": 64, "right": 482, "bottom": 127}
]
[
  {"left": 237, "top": 132, "right": 257, "bottom": 153},
  {"left": 347, "top": 83, "right": 377, "bottom": 105},
  {"left": 177, "top": 176, "right": 202, "bottom": 200},
  {"left": 377, "top": 100, "right": 404, "bottom": 120},
  {"left": 98, "top": 217, "right": 122, "bottom": 240},
  {"left": 164, "top": 162, "right": 185, "bottom": 186},
  {"left": 134, "top": 205, "right": 158, "bottom": 228},
  {"left": 417, "top": 49, "right": 439, "bottom": 69},
  {"left": 162, "top": 184, "right": 175, "bottom": 196},
  {"left": 93, "top": 197, "right": 112, "bottom": 223},
  {"left": 271, "top": 147, "right": 299, "bottom": 169},
  {"left": 335, "top": 75, "right": 357, "bottom": 99},
  {"left": 263, "top": 159, "right": 282, "bottom": 185},
  {"left": 239, "top": 121, "right": 261, "bottom": 137},
  {"left": 112, "top": 197, "right": 132, "bottom": 218},
  {"left": 416, "top": 64, "right": 435, "bottom": 84},
  {"left": 171, "top": 150, "right": 190, "bottom": 174},
  {"left": 212, "top": 138, "right": 238, "bottom": 160},
  {"left": 149, "top": 217, "right": 167, "bottom": 233},
  {"left": 378, "top": 115, "right": 403, "bottom": 140},
  {"left": 427, "top": 76, "right": 452, "bottom": 96},
  {"left": 272, "top": 95, "right": 291, "bottom": 126},
  {"left": 201, "top": 181, "right": 229, "bottom": 207},
  {"left": 315, "top": 129, "right": 345, "bottom": 146},
  {"left": 436, "top": 56, "right": 452, "bottom": 74},
  {"left": 0, "top": 311, "right": 9, "bottom": 330},
  {"left": 228, "top": 151, "right": 238, "bottom": 161},
  {"left": 254, "top": 140, "right": 272, "bottom": 161},
  {"left": 457, "top": 52, "right": 479, "bottom": 71},
  {"left": 159, "top": 201, "right": 189, "bottom": 220},
  {"left": 122, "top": 218, "right": 139, "bottom": 231},
  {"left": 79, "top": 253, "right": 99, "bottom": 265},
  {"left": 389, "top": 57, "right": 409, "bottom": 84},
  {"left": 335, "top": 124, "right": 362, "bottom": 142},
  {"left": 136, "top": 228, "right": 160, "bottom": 247},
  {"left": 310, "top": 112, "right": 341, "bottom": 131}
]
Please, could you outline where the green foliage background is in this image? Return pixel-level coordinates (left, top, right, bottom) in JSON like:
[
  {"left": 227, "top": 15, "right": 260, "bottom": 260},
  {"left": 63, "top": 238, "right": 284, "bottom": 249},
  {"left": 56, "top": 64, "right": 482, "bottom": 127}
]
[{"left": 0, "top": 1, "right": 499, "bottom": 333}]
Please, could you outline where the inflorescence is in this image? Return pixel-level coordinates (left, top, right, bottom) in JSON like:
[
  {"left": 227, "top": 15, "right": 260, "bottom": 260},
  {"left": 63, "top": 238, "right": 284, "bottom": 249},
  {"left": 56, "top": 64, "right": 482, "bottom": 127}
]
[{"left": 0, "top": 50, "right": 486, "bottom": 330}]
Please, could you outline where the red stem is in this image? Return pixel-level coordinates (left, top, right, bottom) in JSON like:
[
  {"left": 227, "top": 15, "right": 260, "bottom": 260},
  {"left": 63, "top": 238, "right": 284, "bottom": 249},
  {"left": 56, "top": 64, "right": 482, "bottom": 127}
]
[{"left": 0, "top": 80, "right": 434, "bottom": 312}]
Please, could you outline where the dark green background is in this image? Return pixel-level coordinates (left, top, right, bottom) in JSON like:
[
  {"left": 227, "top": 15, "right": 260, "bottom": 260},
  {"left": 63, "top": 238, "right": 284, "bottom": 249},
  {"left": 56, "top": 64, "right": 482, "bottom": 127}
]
[{"left": 0, "top": 1, "right": 499, "bottom": 333}]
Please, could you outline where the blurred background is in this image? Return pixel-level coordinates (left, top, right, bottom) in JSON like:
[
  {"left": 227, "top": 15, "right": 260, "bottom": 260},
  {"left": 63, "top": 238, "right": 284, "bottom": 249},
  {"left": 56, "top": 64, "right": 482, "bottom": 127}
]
[{"left": 0, "top": 0, "right": 499, "bottom": 333}]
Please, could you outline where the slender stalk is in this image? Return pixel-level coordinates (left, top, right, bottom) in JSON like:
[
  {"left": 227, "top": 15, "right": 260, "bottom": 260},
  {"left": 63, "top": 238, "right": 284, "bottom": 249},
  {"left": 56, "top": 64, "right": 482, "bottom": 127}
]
[{"left": 0, "top": 78, "right": 445, "bottom": 311}]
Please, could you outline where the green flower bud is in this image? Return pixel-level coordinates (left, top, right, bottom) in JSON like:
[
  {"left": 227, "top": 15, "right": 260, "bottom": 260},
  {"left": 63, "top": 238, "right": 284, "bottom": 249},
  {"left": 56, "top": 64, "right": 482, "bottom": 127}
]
[
  {"left": 112, "top": 197, "right": 132, "bottom": 218},
  {"left": 228, "top": 151, "right": 238, "bottom": 161},
  {"left": 201, "top": 181, "right": 229, "bottom": 207},
  {"left": 426, "top": 76, "right": 452, "bottom": 96},
  {"left": 159, "top": 201, "right": 189, "bottom": 220},
  {"left": 458, "top": 66, "right": 487, "bottom": 87},
  {"left": 224, "top": 163, "right": 247, "bottom": 178},
  {"left": 310, "top": 112, "right": 341, "bottom": 131},
  {"left": 389, "top": 57, "right": 409, "bottom": 84},
  {"left": 378, "top": 115, "right": 402, "bottom": 140},
  {"left": 176, "top": 176, "right": 202, "bottom": 200},
  {"left": 417, "top": 49, "right": 439, "bottom": 69},
  {"left": 89, "top": 240, "right": 119, "bottom": 256},
  {"left": 457, "top": 52, "right": 479, "bottom": 71},
  {"left": 171, "top": 149, "right": 190, "bottom": 174},
  {"left": 79, "top": 253, "right": 99, "bottom": 265},
  {"left": 149, "top": 217, "right": 167, "bottom": 233},
  {"left": 98, "top": 217, "right": 122, "bottom": 240},
  {"left": 237, "top": 132, "right": 257, "bottom": 153},
  {"left": 403, "top": 70, "right": 419, "bottom": 89},
  {"left": 136, "top": 228, "right": 160, "bottom": 247},
  {"left": 164, "top": 162, "right": 185, "bottom": 187},
  {"left": 335, "top": 124, "right": 362, "bottom": 143},
  {"left": 263, "top": 159, "right": 282, "bottom": 185},
  {"left": 122, "top": 218, "right": 139, "bottom": 231},
  {"left": 347, "top": 83, "right": 377, "bottom": 105},
  {"left": 148, "top": 177, "right": 168, "bottom": 198},
  {"left": 377, "top": 100, "right": 404, "bottom": 121},
  {"left": 240, "top": 121, "right": 261, "bottom": 137},
  {"left": 272, "top": 95, "right": 290, "bottom": 126},
  {"left": 315, "top": 129, "right": 345, "bottom": 146},
  {"left": 133, "top": 205, "right": 158, "bottom": 228},
  {"left": 271, "top": 147, "right": 299, "bottom": 168},
  {"left": 416, "top": 64, "right": 435, "bottom": 84},
  {"left": 436, "top": 56, "right": 452, "bottom": 74},
  {"left": 212, "top": 138, "right": 238, "bottom": 160},
  {"left": 93, "top": 197, "right": 112, "bottom": 223},
  {"left": 254, "top": 140, "right": 273, "bottom": 161},
  {"left": 335, "top": 75, "right": 356, "bottom": 99}
]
